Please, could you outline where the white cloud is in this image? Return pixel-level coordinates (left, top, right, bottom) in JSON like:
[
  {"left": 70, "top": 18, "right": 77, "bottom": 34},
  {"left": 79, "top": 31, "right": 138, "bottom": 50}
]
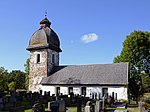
[{"left": 81, "top": 33, "right": 98, "bottom": 43}]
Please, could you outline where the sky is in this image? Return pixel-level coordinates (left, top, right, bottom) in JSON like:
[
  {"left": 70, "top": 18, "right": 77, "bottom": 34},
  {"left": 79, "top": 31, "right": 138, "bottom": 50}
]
[{"left": 0, "top": 0, "right": 150, "bottom": 72}]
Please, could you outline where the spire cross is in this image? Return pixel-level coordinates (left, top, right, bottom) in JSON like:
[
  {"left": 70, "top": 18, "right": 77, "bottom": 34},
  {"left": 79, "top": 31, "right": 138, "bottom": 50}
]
[{"left": 45, "top": 11, "right": 47, "bottom": 18}]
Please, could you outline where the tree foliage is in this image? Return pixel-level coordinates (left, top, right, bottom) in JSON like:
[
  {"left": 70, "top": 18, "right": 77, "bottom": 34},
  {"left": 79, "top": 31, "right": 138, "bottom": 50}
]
[
  {"left": 9, "top": 70, "right": 26, "bottom": 90},
  {"left": 114, "top": 30, "right": 150, "bottom": 99},
  {"left": 8, "top": 81, "right": 16, "bottom": 91},
  {"left": 0, "top": 67, "right": 26, "bottom": 92},
  {"left": 24, "top": 58, "right": 29, "bottom": 90},
  {"left": 0, "top": 67, "right": 9, "bottom": 91}
]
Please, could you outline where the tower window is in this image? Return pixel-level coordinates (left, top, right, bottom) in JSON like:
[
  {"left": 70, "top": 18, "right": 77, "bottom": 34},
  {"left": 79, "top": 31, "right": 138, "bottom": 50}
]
[
  {"left": 52, "top": 54, "right": 55, "bottom": 63},
  {"left": 37, "top": 54, "right": 40, "bottom": 63}
]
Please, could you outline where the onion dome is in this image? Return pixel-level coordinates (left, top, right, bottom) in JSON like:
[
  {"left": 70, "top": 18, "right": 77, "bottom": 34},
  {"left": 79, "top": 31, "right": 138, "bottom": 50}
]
[{"left": 27, "top": 18, "right": 62, "bottom": 52}]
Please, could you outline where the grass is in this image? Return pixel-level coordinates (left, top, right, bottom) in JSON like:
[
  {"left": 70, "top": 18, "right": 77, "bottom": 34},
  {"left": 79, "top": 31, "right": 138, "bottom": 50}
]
[
  {"left": 134, "top": 107, "right": 139, "bottom": 112},
  {"left": 105, "top": 107, "right": 126, "bottom": 111},
  {"left": 25, "top": 108, "right": 48, "bottom": 112},
  {"left": 67, "top": 107, "right": 77, "bottom": 112},
  {"left": 25, "top": 107, "right": 77, "bottom": 112}
]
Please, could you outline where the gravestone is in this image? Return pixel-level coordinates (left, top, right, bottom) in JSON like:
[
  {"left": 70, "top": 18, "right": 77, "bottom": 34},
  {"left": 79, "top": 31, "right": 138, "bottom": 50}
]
[
  {"left": 85, "top": 101, "right": 91, "bottom": 112},
  {"left": 49, "top": 101, "right": 59, "bottom": 112},
  {"left": 112, "top": 92, "right": 114, "bottom": 100},
  {"left": 48, "top": 100, "right": 66, "bottom": 112},
  {"left": 98, "top": 93, "right": 101, "bottom": 100},
  {"left": 0, "top": 91, "right": 4, "bottom": 110},
  {"left": 32, "top": 103, "right": 45, "bottom": 112},
  {"left": 115, "top": 93, "right": 117, "bottom": 100},
  {"left": 40, "top": 90, "right": 42, "bottom": 95},
  {"left": 6, "top": 96, "right": 16, "bottom": 107},
  {"left": 58, "top": 100, "right": 65, "bottom": 112},
  {"left": 102, "top": 96, "right": 105, "bottom": 110},
  {"left": 92, "top": 93, "right": 94, "bottom": 99},
  {"left": 77, "top": 96, "right": 82, "bottom": 112},
  {"left": 0, "top": 98, "right": 4, "bottom": 110},
  {"left": 95, "top": 93, "right": 97, "bottom": 100},
  {"left": 70, "top": 92, "right": 74, "bottom": 103},
  {"left": 138, "top": 102, "right": 147, "bottom": 112},
  {"left": 95, "top": 100, "right": 103, "bottom": 112}
]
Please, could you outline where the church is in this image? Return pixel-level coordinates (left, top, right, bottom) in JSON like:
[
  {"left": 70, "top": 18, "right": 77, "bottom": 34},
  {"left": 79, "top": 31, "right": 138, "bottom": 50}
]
[{"left": 26, "top": 17, "right": 128, "bottom": 100}]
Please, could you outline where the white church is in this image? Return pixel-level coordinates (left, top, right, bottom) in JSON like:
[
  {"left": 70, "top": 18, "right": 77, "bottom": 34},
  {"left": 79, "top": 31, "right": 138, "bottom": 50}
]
[{"left": 26, "top": 17, "right": 128, "bottom": 100}]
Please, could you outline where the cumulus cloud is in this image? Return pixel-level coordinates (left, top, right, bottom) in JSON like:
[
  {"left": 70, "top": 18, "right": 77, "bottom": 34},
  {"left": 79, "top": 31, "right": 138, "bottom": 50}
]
[{"left": 81, "top": 33, "right": 98, "bottom": 43}]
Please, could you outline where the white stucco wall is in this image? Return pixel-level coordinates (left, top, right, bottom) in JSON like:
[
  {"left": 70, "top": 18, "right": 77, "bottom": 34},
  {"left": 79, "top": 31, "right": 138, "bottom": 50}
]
[
  {"left": 60, "top": 87, "right": 68, "bottom": 95},
  {"left": 41, "top": 85, "right": 128, "bottom": 100},
  {"left": 108, "top": 87, "right": 127, "bottom": 100},
  {"left": 40, "top": 85, "right": 55, "bottom": 95}
]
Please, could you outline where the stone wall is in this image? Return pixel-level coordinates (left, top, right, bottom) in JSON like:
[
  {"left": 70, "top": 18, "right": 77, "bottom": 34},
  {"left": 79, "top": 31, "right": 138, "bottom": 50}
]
[
  {"left": 29, "top": 49, "right": 48, "bottom": 92},
  {"left": 47, "top": 49, "right": 59, "bottom": 74},
  {"left": 29, "top": 49, "right": 59, "bottom": 92}
]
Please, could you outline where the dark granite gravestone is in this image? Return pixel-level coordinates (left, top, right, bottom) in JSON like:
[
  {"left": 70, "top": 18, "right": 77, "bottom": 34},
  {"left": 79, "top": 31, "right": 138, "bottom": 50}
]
[
  {"left": 115, "top": 93, "right": 117, "bottom": 100},
  {"left": 77, "top": 96, "right": 82, "bottom": 112},
  {"left": 6, "top": 96, "right": 16, "bottom": 107},
  {"left": 49, "top": 101, "right": 59, "bottom": 112},
  {"left": 48, "top": 100, "right": 66, "bottom": 112},
  {"left": 0, "top": 91, "right": 4, "bottom": 110},
  {"left": 32, "top": 103, "right": 45, "bottom": 112}
]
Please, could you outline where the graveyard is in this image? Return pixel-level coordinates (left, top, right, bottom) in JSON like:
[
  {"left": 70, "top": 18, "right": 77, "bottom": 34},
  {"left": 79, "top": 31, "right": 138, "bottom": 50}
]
[
  {"left": 0, "top": 90, "right": 127, "bottom": 112},
  {"left": 0, "top": 90, "right": 149, "bottom": 112}
]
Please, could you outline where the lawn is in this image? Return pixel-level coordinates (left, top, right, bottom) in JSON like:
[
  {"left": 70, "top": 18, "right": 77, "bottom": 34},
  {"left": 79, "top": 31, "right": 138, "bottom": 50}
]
[
  {"left": 25, "top": 107, "right": 77, "bottom": 112},
  {"left": 67, "top": 107, "right": 77, "bottom": 112}
]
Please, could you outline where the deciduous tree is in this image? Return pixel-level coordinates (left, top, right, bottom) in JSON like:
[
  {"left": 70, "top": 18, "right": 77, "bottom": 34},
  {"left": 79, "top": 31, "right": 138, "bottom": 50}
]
[
  {"left": 114, "top": 30, "right": 150, "bottom": 100},
  {"left": 9, "top": 70, "right": 25, "bottom": 90}
]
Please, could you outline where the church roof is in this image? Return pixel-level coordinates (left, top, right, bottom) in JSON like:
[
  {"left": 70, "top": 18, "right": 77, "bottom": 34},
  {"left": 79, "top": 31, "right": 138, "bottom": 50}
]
[
  {"left": 41, "top": 62, "right": 128, "bottom": 86},
  {"left": 27, "top": 18, "right": 62, "bottom": 52}
]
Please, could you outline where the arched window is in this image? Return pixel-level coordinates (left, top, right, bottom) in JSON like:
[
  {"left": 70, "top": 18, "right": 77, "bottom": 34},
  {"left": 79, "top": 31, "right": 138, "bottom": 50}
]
[{"left": 37, "top": 54, "right": 40, "bottom": 63}]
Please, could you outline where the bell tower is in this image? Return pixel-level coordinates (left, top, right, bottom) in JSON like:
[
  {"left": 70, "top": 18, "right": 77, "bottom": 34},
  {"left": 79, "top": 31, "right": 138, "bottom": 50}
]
[{"left": 27, "top": 17, "right": 62, "bottom": 92}]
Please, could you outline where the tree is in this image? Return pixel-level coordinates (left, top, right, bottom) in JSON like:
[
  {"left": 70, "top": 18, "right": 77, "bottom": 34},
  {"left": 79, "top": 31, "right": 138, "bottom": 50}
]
[
  {"left": 114, "top": 31, "right": 150, "bottom": 100},
  {"left": 8, "top": 70, "right": 26, "bottom": 90},
  {"left": 24, "top": 58, "right": 29, "bottom": 90},
  {"left": 141, "top": 74, "right": 150, "bottom": 93},
  {"left": 0, "top": 67, "right": 9, "bottom": 91},
  {"left": 8, "top": 82, "right": 16, "bottom": 91}
]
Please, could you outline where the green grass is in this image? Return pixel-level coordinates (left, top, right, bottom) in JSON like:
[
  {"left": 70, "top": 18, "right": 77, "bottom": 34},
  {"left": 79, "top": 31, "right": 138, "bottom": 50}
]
[
  {"left": 67, "top": 107, "right": 77, "bottom": 112},
  {"left": 105, "top": 107, "right": 126, "bottom": 111},
  {"left": 25, "top": 108, "right": 48, "bottom": 112},
  {"left": 25, "top": 109, "right": 31, "bottom": 112},
  {"left": 25, "top": 107, "right": 77, "bottom": 112},
  {"left": 134, "top": 107, "right": 139, "bottom": 112}
]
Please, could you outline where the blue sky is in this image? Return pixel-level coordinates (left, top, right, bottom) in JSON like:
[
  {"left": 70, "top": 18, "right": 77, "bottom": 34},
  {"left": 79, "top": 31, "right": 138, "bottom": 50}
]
[{"left": 0, "top": 0, "right": 150, "bottom": 71}]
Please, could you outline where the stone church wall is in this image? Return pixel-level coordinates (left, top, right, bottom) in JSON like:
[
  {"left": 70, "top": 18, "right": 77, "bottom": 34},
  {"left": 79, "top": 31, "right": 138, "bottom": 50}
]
[
  {"left": 29, "top": 49, "right": 48, "bottom": 92},
  {"left": 29, "top": 49, "right": 59, "bottom": 92}
]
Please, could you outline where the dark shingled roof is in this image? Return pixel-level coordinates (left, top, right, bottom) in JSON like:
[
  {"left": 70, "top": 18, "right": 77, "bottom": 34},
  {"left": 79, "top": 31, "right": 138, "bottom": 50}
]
[{"left": 41, "top": 63, "right": 128, "bottom": 85}]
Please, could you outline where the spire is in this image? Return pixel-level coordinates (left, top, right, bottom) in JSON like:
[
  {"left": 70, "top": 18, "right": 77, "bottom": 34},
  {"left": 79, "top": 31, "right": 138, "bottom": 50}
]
[{"left": 40, "top": 12, "right": 51, "bottom": 28}]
